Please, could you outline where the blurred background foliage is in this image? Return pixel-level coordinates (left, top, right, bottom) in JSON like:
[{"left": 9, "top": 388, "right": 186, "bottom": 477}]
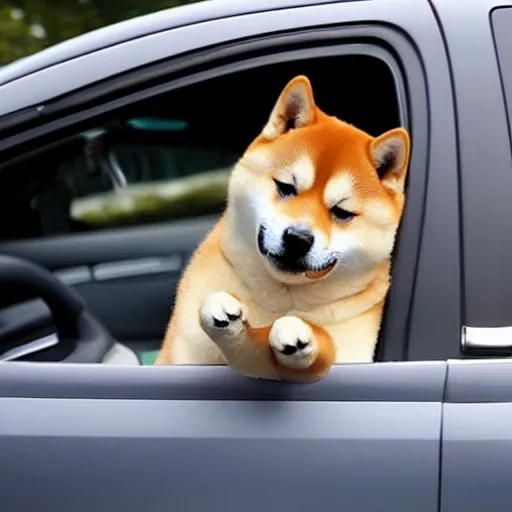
[{"left": 0, "top": 0, "right": 201, "bottom": 65}]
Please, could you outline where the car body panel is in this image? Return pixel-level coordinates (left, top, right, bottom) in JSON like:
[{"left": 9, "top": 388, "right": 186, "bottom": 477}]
[
  {"left": 442, "top": 360, "right": 512, "bottom": 512},
  {"left": 0, "top": 398, "right": 440, "bottom": 512},
  {"left": 430, "top": 1, "right": 512, "bottom": 509},
  {"left": 442, "top": 400, "right": 512, "bottom": 512},
  {"left": 430, "top": 0, "right": 512, "bottom": 329},
  {"left": 0, "top": 361, "right": 445, "bottom": 512}
]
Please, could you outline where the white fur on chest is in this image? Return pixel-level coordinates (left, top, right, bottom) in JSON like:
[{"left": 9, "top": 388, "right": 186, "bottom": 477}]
[{"left": 172, "top": 237, "right": 383, "bottom": 365}]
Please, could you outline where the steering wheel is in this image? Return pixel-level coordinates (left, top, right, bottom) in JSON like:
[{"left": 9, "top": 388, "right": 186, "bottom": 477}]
[{"left": 0, "top": 254, "right": 116, "bottom": 363}]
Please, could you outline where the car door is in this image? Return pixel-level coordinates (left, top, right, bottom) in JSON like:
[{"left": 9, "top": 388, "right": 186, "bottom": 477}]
[
  {"left": 0, "top": 361, "right": 446, "bottom": 512},
  {"left": 433, "top": 1, "right": 512, "bottom": 510},
  {"left": 0, "top": 0, "right": 458, "bottom": 510}
]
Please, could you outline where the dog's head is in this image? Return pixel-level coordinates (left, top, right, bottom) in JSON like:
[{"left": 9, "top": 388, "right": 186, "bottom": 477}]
[{"left": 227, "top": 75, "right": 411, "bottom": 285}]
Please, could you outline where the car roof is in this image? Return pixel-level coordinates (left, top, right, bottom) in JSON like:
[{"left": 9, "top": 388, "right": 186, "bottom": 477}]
[{"left": 0, "top": 0, "right": 359, "bottom": 87}]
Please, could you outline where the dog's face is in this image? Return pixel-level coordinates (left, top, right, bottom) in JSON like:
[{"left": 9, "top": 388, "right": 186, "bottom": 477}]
[{"left": 228, "top": 75, "right": 411, "bottom": 285}]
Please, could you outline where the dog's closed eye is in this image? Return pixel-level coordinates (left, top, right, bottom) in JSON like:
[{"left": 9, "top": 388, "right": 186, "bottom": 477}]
[
  {"left": 331, "top": 205, "right": 356, "bottom": 223},
  {"left": 274, "top": 179, "right": 297, "bottom": 199}
]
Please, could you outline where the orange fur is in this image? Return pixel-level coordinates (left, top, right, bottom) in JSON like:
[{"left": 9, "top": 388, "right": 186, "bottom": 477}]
[{"left": 155, "top": 75, "right": 411, "bottom": 382}]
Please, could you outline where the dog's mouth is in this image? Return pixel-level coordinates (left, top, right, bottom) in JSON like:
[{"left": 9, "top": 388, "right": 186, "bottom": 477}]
[
  {"left": 257, "top": 225, "right": 337, "bottom": 279},
  {"left": 268, "top": 254, "right": 337, "bottom": 278},
  {"left": 304, "top": 262, "right": 337, "bottom": 279},
  {"left": 265, "top": 253, "right": 338, "bottom": 279}
]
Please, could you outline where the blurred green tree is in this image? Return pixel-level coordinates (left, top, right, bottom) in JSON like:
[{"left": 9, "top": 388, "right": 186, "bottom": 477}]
[{"left": 0, "top": 0, "right": 201, "bottom": 65}]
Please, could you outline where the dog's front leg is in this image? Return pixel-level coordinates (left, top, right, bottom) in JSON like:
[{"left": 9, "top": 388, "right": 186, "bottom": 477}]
[
  {"left": 245, "top": 315, "right": 336, "bottom": 382},
  {"left": 199, "top": 291, "right": 281, "bottom": 379},
  {"left": 200, "top": 292, "right": 335, "bottom": 382},
  {"left": 263, "top": 316, "right": 336, "bottom": 382}
]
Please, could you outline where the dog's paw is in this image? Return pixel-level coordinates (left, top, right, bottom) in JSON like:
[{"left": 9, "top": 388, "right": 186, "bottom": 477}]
[
  {"left": 199, "top": 291, "right": 246, "bottom": 341},
  {"left": 269, "top": 316, "right": 317, "bottom": 370}
]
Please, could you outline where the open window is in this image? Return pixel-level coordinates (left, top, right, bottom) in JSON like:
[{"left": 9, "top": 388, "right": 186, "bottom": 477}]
[
  {"left": 0, "top": 35, "right": 427, "bottom": 368},
  {"left": 0, "top": 54, "right": 402, "bottom": 237}
]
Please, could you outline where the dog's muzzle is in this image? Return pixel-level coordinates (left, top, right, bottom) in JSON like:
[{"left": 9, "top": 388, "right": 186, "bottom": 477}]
[{"left": 257, "top": 224, "right": 338, "bottom": 278}]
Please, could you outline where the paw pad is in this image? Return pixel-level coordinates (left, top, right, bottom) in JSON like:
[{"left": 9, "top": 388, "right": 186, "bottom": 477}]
[
  {"left": 280, "top": 339, "right": 309, "bottom": 355},
  {"left": 213, "top": 318, "right": 230, "bottom": 328}
]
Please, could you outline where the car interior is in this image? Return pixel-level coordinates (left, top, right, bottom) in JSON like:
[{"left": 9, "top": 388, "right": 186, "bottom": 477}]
[{"left": 0, "top": 53, "right": 402, "bottom": 366}]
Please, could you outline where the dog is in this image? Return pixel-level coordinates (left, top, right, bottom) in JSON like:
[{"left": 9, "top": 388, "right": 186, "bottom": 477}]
[{"left": 155, "top": 75, "right": 411, "bottom": 382}]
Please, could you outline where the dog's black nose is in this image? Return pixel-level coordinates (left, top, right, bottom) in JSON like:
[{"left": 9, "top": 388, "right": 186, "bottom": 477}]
[{"left": 282, "top": 227, "right": 314, "bottom": 257}]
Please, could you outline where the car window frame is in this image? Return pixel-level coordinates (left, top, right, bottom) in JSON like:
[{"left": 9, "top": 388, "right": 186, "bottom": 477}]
[
  {"left": 0, "top": 0, "right": 436, "bottom": 120},
  {"left": 0, "top": 23, "right": 429, "bottom": 367},
  {"left": 3, "top": 0, "right": 473, "bottom": 398}
]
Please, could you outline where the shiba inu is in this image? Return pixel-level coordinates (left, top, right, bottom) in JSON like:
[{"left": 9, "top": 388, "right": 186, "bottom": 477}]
[{"left": 155, "top": 75, "right": 411, "bottom": 382}]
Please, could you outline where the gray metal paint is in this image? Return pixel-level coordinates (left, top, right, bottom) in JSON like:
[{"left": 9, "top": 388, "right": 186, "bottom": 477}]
[
  {"left": 0, "top": 398, "right": 441, "bottom": 512},
  {"left": 387, "top": 0, "right": 461, "bottom": 360},
  {"left": 430, "top": 0, "right": 512, "bottom": 329},
  {"left": 0, "top": 0, "right": 432, "bottom": 116},
  {"left": 0, "top": 0, "right": 366, "bottom": 87},
  {"left": 442, "top": 402, "right": 512, "bottom": 512},
  {"left": 446, "top": 359, "right": 512, "bottom": 403},
  {"left": 0, "top": 361, "right": 447, "bottom": 401},
  {"left": 433, "top": 5, "right": 512, "bottom": 505},
  {"left": 492, "top": 7, "right": 512, "bottom": 134}
]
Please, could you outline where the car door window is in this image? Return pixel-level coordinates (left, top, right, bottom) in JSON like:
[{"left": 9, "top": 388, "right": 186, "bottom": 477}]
[
  {"left": 0, "top": 21, "right": 439, "bottom": 365},
  {"left": 0, "top": 54, "right": 401, "bottom": 241}
]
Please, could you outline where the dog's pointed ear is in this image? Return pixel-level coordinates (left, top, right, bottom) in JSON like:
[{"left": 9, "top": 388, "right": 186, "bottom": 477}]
[
  {"left": 369, "top": 127, "right": 411, "bottom": 194},
  {"left": 261, "top": 75, "right": 317, "bottom": 140}
]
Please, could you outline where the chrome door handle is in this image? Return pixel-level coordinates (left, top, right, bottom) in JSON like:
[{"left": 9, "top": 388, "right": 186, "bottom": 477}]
[{"left": 461, "top": 325, "right": 512, "bottom": 356}]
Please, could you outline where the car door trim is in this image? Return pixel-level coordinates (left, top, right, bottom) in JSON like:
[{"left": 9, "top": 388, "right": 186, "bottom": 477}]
[
  {"left": 0, "top": 333, "right": 59, "bottom": 362},
  {"left": 92, "top": 256, "right": 183, "bottom": 281},
  {"left": 54, "top": 266, "right": 93, "bottom": 285},
  {"left": 0, "top": 360, "right": 447, "bottom": 402}
]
